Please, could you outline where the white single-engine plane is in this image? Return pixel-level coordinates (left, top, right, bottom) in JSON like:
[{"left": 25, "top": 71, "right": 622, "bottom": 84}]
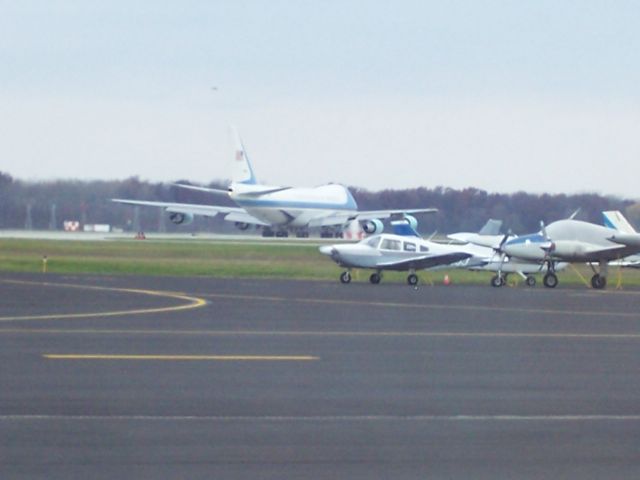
[{"left": 319, "top": 220, "right": 478, "bottom": 285}]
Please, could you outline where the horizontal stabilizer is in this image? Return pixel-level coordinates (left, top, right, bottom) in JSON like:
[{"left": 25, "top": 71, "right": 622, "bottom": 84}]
[
  {"left": 172, "top": 183, "right": 229, "bottom": 195},
  {"left": 608, "top": 233, "right": 640, "bottom": 249}
]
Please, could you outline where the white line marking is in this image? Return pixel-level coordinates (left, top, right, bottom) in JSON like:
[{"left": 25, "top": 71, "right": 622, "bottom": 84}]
[
  {"left": 2, "top": 414, "right": 640, "bottom": 422},
  {"left": 2, "top": 328, "right": 640, "bottom": 340}
]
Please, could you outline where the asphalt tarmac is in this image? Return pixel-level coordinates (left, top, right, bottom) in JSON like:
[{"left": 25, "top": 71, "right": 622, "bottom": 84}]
[{"left": 2, "top": 273, "right": 640, "bottom": 479}]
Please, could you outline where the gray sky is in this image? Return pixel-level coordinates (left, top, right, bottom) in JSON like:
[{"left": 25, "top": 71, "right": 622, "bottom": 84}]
[{"left": 2, "top": 1, "right": 639, "bottom": 198}]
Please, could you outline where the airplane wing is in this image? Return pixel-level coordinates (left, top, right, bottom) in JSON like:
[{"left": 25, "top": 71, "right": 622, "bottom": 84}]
[
  {"left": 376, "top": 252, "right": 472, "bottom": 270},
  {"left": 312, "top": 209, "right": 438, "bottom": 228},
  {"left": 353, "top": 208, "right": 438, "bottom": 221},
  {"left": 112, "top": 199, "right": 244, "bottom": 218},
  {"left": 112, "top": 198, "right": 271, "bottom": 226}
]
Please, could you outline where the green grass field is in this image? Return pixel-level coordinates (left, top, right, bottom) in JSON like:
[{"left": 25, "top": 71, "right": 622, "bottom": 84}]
[{"left": 1, "top": 237, "right": 639, "bottom": 287}]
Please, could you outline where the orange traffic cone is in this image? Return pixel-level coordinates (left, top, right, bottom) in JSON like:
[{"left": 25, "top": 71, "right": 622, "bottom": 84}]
[{"left": 443, "top": 274, "right": 451, "bottom": 285}]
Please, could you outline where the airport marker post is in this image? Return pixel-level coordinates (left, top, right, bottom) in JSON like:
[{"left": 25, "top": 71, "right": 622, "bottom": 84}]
[{"left": 42, "top": 255, "right": 48, "bottom": 273}]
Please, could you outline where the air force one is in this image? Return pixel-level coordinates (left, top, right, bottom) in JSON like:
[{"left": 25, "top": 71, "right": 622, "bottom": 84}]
[{"left": 113, "top": 128, "right": 436, "bottom": 237}]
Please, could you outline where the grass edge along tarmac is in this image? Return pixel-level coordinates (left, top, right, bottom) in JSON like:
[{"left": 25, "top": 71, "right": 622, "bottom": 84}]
[{"left": 0, "top": 237, "right": 639, "bottom": 287}]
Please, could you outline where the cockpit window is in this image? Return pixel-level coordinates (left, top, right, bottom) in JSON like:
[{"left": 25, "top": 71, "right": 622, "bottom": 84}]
[
  {"left": 366, "top": 236, "right": 381, "bottom": 248},
  {"left": 403, "top": 242, "right": 417, "bottom": 252},
  {"left": 380, "top": 238, "right": 402, "bottom": 251}
]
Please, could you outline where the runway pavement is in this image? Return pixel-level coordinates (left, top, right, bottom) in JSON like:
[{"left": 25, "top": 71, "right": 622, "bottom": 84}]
[{"left": 2, "top": 273, "right": 640, "bottom": 479}]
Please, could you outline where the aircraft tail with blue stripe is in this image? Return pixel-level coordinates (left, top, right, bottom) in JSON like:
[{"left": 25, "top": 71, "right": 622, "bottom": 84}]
[
  {"left": 603, "top": 211, "right": 637, "bottom": 234},
  {"left": 230, "top": 126, "right": 258, "bottom": 185}
]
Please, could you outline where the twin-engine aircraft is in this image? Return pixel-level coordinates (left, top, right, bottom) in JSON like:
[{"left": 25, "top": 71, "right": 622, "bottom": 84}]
[
  {"left": 113, "top": 128, "right": 436, "bottom": 237},
  {"left": 490, "top": 211, "right": 640, "bottom": 289}
]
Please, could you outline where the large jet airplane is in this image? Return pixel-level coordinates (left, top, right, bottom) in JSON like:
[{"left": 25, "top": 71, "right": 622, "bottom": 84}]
[
  {"left": 113, "top": 128, "right": 436, "bottom": 237},
  {"left": 498, "top": 211, "right": 640, "bottom": 289}
]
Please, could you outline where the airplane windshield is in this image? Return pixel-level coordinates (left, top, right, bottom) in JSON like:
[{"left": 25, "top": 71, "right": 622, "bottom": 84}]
[{"left": 366, "top": 236, "right": 381, "bottom": 248}]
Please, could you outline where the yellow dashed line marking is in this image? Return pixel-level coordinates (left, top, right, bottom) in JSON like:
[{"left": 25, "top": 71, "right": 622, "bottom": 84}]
[{"left": 43, "top": 354, "right": 318, "bottom": 361}]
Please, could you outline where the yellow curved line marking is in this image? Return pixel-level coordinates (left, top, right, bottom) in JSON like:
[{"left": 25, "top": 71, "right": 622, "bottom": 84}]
[
  {"left": 0, "top": 279, "right": 207, "bottom": 322},
  {"left": 43, "top": 354, "right": 318, "bottom": 361}
]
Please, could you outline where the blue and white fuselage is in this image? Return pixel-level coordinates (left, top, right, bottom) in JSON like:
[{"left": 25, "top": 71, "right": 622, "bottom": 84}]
[
  {"left": 112, "top": 126, "right": 436, "bottom": 236},
  {"left": 229, "top": 182, "right": 358, "bottom": 228}
]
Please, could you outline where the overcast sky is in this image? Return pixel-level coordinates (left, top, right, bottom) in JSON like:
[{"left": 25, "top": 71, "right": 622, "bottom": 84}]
[{"left": 2, "top": 1, "right": 639, "bottom": 198}]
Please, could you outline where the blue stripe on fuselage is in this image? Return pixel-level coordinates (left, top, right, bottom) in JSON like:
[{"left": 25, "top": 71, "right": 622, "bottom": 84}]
[{"left": 235, "top": 191, "right": 358, "bottom": 211}]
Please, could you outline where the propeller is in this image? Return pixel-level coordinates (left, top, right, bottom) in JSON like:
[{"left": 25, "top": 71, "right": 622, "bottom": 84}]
[
  {"left": 539, "top": 221, "right": 556, "bottom": 255},
  {"left": 538, "top": 220, "right": 556, "bottom": 272},
  {"left": 490, "top": 229, "right": 513, "bottom": 280}
]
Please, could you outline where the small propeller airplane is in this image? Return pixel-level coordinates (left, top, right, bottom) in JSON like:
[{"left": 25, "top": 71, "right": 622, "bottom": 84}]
[
  {"left": 447, "top": 219, "right": 567, "bottom": 287},
  {"left": 495, "top": 210, "right": 640, "bottom": 289},
  {"left": 319, "top": 218, "right": 480, "bottom": 286}
]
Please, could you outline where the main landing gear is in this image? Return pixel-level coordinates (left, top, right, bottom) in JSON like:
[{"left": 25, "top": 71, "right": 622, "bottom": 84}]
[
  {"left": 337, "top": 270, "right": 419, "bottom": 286},
  {"left": 589, "top": 261, "right": 608, "bottom": 289},
  {"left": 490, "top": 273, "right": 537, "bottom": 288}
]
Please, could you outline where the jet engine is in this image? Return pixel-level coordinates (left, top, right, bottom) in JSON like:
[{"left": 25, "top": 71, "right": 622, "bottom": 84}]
[
  {"left": 235, "top": 222, "right": 250, "bottom": 231},
  {"left": 362, "top": 219, "right": 384, "bottom": 234},
  {"left": 169, "top": 212, "right": 194, "bottom": 225},
  {"left": 404, "top": 215, "right": 418, "bottom": 230}
]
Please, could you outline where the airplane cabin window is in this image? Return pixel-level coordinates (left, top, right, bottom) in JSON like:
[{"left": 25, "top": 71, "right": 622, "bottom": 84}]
[
  {"left": 420, "top": 245, "right": 429, "bottom": 252},
  {"left": 380, "top": 238, "right": 402, "bottom": 251},
  {"left": 404, "top": 242, "right": 417, "bottom": 252}
]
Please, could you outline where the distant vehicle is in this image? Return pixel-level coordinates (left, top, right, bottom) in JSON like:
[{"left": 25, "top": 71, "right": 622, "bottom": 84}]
[
  {"left": 319, "top": 220, "right": 477, "bottom": 286},
  {"left": 500, "top": 211, "right": 640, "bottom": 289},
  {"left": 113, "top": 127, "right": 436, "bottom": 238}
]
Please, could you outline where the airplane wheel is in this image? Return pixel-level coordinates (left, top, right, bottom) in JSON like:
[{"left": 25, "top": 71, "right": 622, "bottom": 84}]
[
  {"left": 525, "top": 276, "right": 536, "bottom": 287},
  {"left": 591, "top": 274, "right": 607, "bottom": 289},
  {"left": 340, "top": 271, "right": 351, "bottom": 284},
  {"left": 369, "top": 273, "right": 381, "bottom": 284},
  {"left": 543, "top": 273, "right": 558, "bottom": 288},
  {"left": 407, "top": 274, "right": 418, "bottom": 286},
  {"left": 491, "top": 275, "right": 505, "bottom": 287}
]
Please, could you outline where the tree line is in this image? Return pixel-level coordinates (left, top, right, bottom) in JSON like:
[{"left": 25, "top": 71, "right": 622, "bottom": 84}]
[{"left": 0, "top": 171, "right": 638, "bottom": 235}]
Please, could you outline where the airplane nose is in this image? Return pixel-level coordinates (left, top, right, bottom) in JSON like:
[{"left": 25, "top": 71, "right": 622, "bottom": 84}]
[{"left": 319, "top": 245, "right": 334, "bottom": 256}]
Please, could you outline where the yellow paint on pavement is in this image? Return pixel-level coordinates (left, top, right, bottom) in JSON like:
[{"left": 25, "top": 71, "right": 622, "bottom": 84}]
[
  {"left": 0, "top": 279, "right": 207, "bottom": 322},
  {"left": 43, "top": 354, "right": 319, "bottom": 361}
]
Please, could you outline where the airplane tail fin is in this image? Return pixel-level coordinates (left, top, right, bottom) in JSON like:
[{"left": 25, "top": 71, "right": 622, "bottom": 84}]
[
  {"left": 478, "top": 219, "right": 503, "bottom": 236},
  {"left": 603, "top": 211, "right": 637, "bottom": 234},
  {"left": 229, "top": 126, "right": 257, "bottom": 185}
]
